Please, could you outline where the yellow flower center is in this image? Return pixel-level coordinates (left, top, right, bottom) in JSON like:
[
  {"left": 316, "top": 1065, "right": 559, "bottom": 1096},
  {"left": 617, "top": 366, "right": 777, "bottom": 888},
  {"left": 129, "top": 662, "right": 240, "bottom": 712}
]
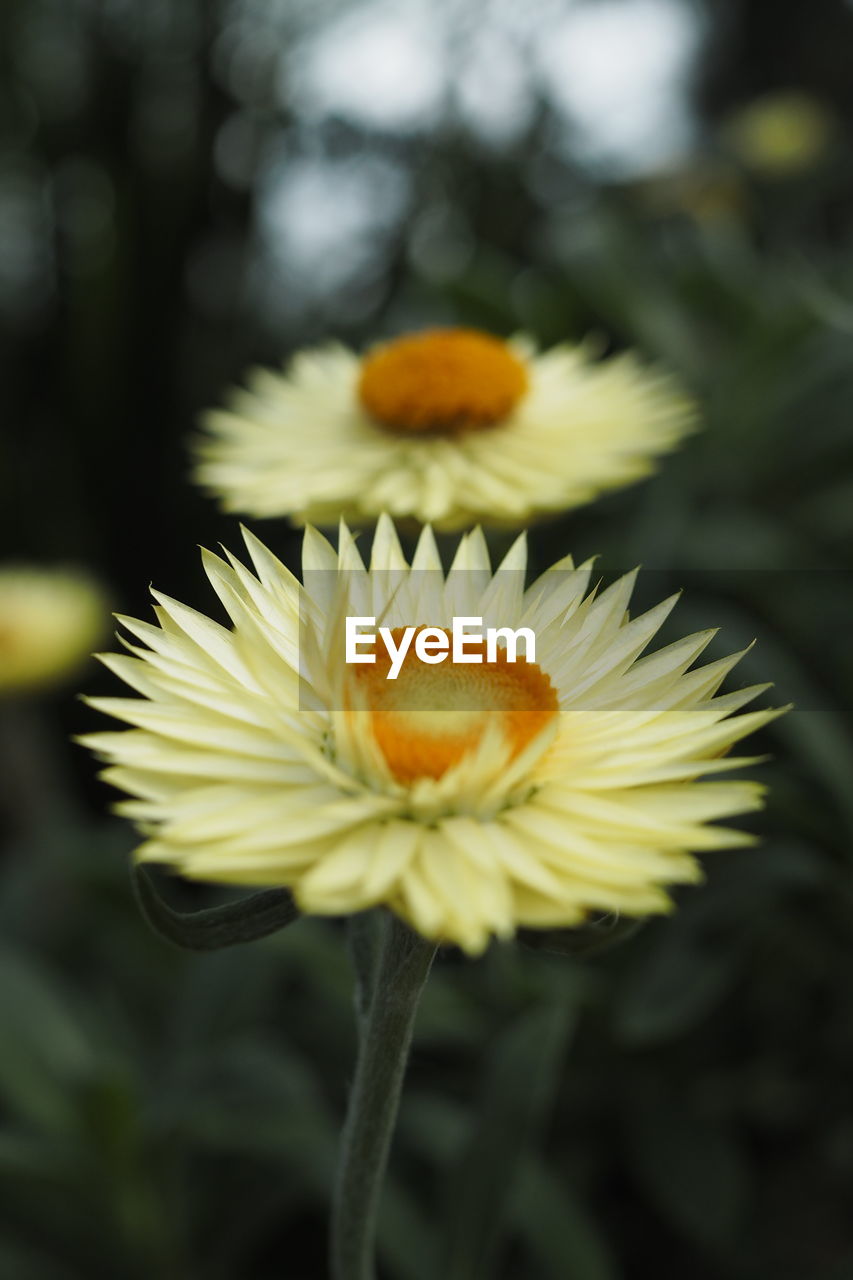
[
  {"left": 357, "top": 328, "right": 529, "bottom": 436},
  {"left": 351, "top": 627, "right": 558, "bottom": 784}
]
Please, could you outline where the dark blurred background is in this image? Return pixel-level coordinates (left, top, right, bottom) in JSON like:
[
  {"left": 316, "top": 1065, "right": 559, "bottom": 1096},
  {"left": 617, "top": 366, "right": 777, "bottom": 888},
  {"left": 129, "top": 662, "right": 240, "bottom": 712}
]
[{"left": 2, "top": 0, "right": 853, "bottom": 1277}]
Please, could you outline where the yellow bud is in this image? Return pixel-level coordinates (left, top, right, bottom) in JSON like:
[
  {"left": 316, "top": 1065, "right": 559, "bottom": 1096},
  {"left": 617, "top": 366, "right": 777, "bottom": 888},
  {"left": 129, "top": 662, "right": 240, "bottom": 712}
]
[
  {"left": 723, "top": 91, "right": 833, "bottom": 177},
  {"left": 0, "top": 566, "right": 108, "bottom": 696}
]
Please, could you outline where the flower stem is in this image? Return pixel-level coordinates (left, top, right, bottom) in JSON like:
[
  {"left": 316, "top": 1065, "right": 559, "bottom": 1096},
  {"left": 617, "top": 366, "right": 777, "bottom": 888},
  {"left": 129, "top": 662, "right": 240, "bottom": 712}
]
[{"left": 331, "top": 911, "right": 437, "bottom": 1280}]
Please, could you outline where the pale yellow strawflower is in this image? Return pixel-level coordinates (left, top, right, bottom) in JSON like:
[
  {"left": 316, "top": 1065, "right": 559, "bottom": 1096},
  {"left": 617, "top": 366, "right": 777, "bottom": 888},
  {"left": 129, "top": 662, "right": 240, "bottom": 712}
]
[
  {"left": 194, "top": 328, "right": 695, "bottom": 531},
  {"left": 723, "top": 92, "right": 832, "bottom": 177},
  {"left": 0, "top": 566, "right": 106, "bottom": 696},
  {"left": 80, "top": 518, "right": 781, "bottom": 954}
]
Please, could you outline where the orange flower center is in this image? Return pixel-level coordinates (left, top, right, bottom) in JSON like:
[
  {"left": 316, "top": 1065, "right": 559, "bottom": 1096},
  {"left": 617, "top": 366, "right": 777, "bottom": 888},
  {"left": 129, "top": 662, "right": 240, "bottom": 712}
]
[
  {"left": 350, "top": 627, "right": 558, "bottom": 784},
  {"left": 357, "top": 328, "right": 529, "bottom": 436}
]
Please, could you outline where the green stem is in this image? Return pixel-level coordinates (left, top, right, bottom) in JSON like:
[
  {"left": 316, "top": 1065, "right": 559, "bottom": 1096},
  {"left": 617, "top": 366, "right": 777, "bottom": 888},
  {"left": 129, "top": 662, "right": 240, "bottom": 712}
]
[{"left": 331, "top": 910, "right": 437, "bottom": 1280}]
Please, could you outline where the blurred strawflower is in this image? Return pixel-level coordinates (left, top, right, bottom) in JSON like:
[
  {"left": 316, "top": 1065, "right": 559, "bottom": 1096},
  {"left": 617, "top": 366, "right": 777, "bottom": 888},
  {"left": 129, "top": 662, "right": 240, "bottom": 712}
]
[
  {"left": 0, "top": 566, "right": 106, "bottom": 696},
  {"left": 81, "top": 517, "right": 781, "bottom": 954},
  {"left": 722, "top": 91, "right": 833, "bottom": 178},
  {"left": 194, "top": 328, "right": 695, "bottom": 530}
]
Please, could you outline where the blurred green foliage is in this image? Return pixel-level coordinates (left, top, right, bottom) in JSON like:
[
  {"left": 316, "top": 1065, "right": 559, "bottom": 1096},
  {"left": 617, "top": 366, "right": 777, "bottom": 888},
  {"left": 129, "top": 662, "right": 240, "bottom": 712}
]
[{"left": 2, "top": 0, "right": 853, "bottom": 1276}]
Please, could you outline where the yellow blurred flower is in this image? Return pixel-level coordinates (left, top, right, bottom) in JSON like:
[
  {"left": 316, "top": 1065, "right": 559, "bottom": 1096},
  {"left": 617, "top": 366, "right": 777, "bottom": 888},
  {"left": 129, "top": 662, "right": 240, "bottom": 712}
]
[
  {"left": 0, "top": 566, "right": 107, "bottom": 696},
  {"left": 81, "top": 518, "right": 781, "bottom": 954},
  {"left": 194, "top": 328, "right": 695, "bottom": 531},
  {"left": 723, "top": 91, "right": 833, "bottom": 177}
]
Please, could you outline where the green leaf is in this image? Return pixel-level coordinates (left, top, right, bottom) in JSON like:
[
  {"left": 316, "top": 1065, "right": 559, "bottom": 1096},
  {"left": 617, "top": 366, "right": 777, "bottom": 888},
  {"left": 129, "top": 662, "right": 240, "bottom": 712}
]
[
  {"left": 378, "top": 1181, "right": 440, "bottom": 1280},
  {"left": 441, "top": 1000, "right": 575, "bottom": 1280},
  {"left": 513, "top": 1160, "right": 619, "bottom": 1280},
  {"left": 400, "top": 1092, "right": 469, "bottom": 1165},
  {"left": 0, "top": 1131, "right": 78, "bottom": 1182},
  {"left": 0, "top": 950, "right": 93, "bottom": 1130},
  {"left": 0, "top": 1240, "right": 72, "bottom": 1280},
  {"left": 626, "top": 1094, "right": 749, "bottom": 1246},
  {"left": 610, "top": 894, "right": 747, "bottom": 1046},
  {"left": 132, "top": 865, "right": 300, "bottom": 951}
]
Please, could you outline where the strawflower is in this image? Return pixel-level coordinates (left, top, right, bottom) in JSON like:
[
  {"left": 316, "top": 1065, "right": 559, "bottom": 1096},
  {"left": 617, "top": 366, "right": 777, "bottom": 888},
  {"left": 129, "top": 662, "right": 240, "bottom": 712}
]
[
  {"left": 81, "top": 516, "right": 780, "bottom": 955},
  {"left": 194, "top": 328, "right": 695, "bottom": 530},
  {"left": 0, "top": 566, "right": 106, "bottom": 696}
]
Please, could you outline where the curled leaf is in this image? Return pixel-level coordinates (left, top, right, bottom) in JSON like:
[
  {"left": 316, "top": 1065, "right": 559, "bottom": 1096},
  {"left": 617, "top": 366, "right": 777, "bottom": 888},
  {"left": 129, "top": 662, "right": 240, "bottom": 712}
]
[
  {"left": 132, "top": 865, "right": 300, "bottom": 951},
  {"left": 519, "top": 914, "right": 644, "bottom": 958}
]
